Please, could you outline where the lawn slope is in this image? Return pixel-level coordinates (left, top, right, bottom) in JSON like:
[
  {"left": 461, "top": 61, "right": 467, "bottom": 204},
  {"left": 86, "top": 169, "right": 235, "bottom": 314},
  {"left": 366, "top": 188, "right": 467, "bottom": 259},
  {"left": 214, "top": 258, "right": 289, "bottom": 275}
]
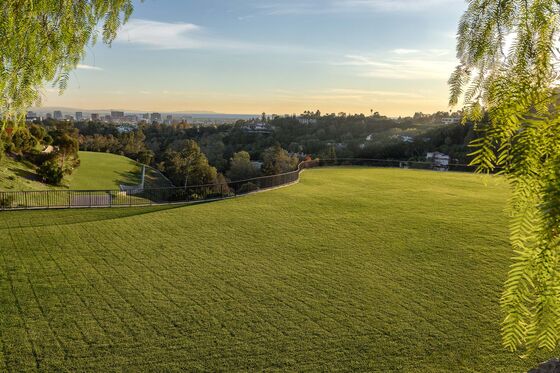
[
  {"left": 68, "top": 151, "right": 142, "bottom": 190},
  {"left": 0, "top": 151, "right": 172, "bottom": 191},
  {"left": 0, "top": 168, "right": 552, "bottom": 371},
  {"left": 0, "top": 156, "right": 53, "bottom": 191},
  {"left": 68, "top": 151, "right": 172, "bottom": 190}
]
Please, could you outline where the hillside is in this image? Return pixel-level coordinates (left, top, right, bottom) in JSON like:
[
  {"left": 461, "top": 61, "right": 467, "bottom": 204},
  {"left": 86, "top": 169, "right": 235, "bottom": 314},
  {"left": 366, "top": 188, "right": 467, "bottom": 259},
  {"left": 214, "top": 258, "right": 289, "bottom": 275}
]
[
  {"left": 0, "top": 156, "right": 54, "bottom": 191},
  {"left": 0, "top": 168, "right": 552, "bottom": 371},
  {"left": 0, "top": 151, "right": 172, "bottom": 191},
  {"left": 68, "top": 151, "right": 172, "bottom": 190}
]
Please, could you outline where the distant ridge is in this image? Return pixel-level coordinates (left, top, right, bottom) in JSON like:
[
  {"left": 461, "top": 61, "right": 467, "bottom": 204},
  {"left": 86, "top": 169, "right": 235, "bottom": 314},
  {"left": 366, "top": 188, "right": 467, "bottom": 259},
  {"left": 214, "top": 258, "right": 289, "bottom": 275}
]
[{"left": 31, "top": 106, "right": 258, "bottom": 120}]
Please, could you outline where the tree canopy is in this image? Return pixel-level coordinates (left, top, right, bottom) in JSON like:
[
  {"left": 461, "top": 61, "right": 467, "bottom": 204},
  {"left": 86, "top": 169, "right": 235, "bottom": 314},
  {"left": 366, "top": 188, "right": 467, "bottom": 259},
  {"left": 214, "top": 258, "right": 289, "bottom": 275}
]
[
  {"left": 450, "top": 0, "right": 560, "bottom": 352},
  {"left": 162, "top": 140, "right": 219, "bottom": 187},
  {"left": 1, "top": 0, "right": 134, "bottom": 126}
]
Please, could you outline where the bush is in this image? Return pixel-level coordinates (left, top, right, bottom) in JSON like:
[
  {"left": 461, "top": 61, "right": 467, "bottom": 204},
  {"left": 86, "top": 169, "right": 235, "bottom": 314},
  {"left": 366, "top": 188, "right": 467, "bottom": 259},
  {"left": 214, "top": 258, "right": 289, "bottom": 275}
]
[
  {"left": 238, "top": 182, "right": 259, "bottom": 194},
  {"left": 37, "top": 160, "right": 64, "bottom": 185},
  {"left": 26, "top": 150, "right": 54, "bottom": 167}
]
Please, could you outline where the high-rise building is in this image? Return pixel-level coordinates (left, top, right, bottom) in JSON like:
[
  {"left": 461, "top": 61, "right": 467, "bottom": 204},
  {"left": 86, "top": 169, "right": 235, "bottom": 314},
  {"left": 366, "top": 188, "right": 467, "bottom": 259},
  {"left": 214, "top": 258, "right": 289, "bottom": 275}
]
[
  {"left": 124, "top": 114, "right": 138, "bottom": 123},
  {"left": 142, "top": 113, "right": 150, "bottom": 120},
  {"left": 150, "top": 112, "right": 162, "bottom": 122},
  {"left": 75, "top": 112, "right": 83, "bottom": 121},
  {"left": 111, "top": 111, "right": 124, "bottom": 120},
  {"left": 91, "top": 113, "right": 99, "bottom": 121},
  {"left": 53, "top": 110, "right": 63, "bottom": 120},
  {"left": 46, "top": 113, "right": 52, "bottom": 119},
  {"left": 25, "top": 111, "right": 39, "bottom": 123}
]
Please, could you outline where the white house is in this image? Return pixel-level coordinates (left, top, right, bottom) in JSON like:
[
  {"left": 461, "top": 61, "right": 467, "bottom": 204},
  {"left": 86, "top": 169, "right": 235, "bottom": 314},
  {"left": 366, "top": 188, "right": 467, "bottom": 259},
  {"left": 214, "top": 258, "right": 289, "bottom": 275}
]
[
  {"left": 251, "top": 161, "right": 263, "bottom": 171},
  {"left": 296, "top": 117, "right": 317, "bottom": 125},
  {"left": 442, "top": 117, "right": 461, "bottom": 125},
  {"left": 426, "top": 152, "right": 450, "bottom": 170}
]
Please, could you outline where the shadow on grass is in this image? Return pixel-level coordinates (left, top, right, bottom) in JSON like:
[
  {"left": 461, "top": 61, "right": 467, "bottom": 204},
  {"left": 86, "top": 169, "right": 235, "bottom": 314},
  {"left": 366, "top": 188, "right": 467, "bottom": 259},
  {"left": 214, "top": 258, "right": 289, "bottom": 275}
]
[
  {"left": 9, "top": 167, "right": 41, "bottom": 183},
  {"left": 0, "top": 204, "right": 185, "bottom": 230},
  {"left": 113, "top": 169, "right": 142, "bottom": 188}
]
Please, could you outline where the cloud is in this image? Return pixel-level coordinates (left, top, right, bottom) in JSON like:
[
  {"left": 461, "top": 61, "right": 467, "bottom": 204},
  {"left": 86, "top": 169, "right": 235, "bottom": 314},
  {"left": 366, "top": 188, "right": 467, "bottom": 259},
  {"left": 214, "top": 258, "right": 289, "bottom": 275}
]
[
  {"left": 256, "top": 0, "right": 459, "bottom": 15},
  {"left": 332, "top": 49, "right": 456, "bottom": 80},
  {"left": 77, "top": 64, "right": 103, "bottom": 71},
  {"left": 335, "top": 0, "right": 457, "bottom": 12},
  {"left": 115, "top": 18, "right": 304, "bottom": 53},
  {"left": 256, "top": 2, "right": 328, "bottom": 15},
  {"left": 272, "top": 88, "right": 427, "bottom": 103},
  {"left": 326, "top": 88, "right": 423, "bottom": 98},
  {"left": 392, "top": 49, "right": 420, "bottom": 55},
  {"left": 116, "top": 19, "right": 204, "bottom": 49}
]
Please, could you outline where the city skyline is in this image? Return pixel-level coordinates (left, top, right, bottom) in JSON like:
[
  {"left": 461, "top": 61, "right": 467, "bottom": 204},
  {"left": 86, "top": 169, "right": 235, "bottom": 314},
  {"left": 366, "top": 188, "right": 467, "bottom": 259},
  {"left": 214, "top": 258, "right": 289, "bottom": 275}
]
[{"left": 40, "top": 0, "right": 466, "bottom": 116}]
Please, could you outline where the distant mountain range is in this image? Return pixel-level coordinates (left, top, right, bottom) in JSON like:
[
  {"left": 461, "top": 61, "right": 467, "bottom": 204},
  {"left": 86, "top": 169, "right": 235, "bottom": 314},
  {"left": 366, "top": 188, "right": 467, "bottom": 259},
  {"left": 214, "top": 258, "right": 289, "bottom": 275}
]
[{"left": 30, "top": 107, "right": 259, "bottom": 120}]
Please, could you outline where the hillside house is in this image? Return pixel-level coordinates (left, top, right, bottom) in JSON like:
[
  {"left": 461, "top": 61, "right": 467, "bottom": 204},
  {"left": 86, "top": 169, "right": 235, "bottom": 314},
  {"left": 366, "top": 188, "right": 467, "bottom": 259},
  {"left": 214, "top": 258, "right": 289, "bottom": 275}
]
[
  {"left": 390, "top": 134, "right": 414, "bottom": 143},
  {"left": 426, "top": 152, "right": 450, "bottom": 170},
  {"left": 296, "top": 117, "right": 317, "bottom": 125},
  {"left": 441, "top": 117, "right": 461, "bottom": 125},
  {"left": 41, "top": 145, "right": 55, "bottom": 154},
  {"left": 242, "top": 122, "right": 273, "bottom": 134},
  {"left": 251, "top": 161, "right": 263, "bottom": 171}
]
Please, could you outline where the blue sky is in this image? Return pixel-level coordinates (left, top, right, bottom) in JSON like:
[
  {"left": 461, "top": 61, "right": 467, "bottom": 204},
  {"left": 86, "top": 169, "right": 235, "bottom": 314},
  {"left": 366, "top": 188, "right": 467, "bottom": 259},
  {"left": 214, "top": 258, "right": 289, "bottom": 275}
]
[{"left": 43, "top": 0, "right": 467, "bottom": 116}]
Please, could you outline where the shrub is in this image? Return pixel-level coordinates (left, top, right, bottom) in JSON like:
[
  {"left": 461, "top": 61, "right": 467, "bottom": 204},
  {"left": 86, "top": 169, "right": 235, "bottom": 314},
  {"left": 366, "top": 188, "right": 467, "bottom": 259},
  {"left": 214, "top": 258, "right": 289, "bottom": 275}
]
[
  {"left": 238, "top": 182, "right": 259, "bottom": 194},
  {"left": 37, "top": 160, "right": 64, "bottom": 185}
]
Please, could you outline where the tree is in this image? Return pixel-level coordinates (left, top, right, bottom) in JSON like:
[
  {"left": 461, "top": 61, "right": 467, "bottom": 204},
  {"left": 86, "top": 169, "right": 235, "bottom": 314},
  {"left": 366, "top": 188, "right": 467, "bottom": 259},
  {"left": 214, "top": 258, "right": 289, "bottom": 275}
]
[
  {"left": 37, "top": 159, "right": 65, "bottom": 185},
  {"left": 320, "top": 144, "right": 337, "bottom": 161},
  {"left": 1, "top": 1, "right": 134, "bottom": 127},
  {"left": 262, "top": 145, "right": 298, "bottom": 176},
  {"left": 449, "top": 0, "right": 560, "bottom": 352},
  {"left": 199, "top": 133, "right": 227, "bottom": 171},
  {"left": 9, "top": 127, "right": 38, "bottom": 153},
  {"left": 163, "top": 140, "right": 218, "bottom": 187},
  {"left": 227, "top": 151, "right": 258, "bottom": 181}
]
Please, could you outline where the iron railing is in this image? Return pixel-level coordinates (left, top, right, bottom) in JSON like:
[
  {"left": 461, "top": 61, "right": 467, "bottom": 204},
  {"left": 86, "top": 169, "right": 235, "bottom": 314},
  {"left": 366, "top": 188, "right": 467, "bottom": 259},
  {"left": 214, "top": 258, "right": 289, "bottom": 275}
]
[{"left": 0, "top": 158, "right": 484, "bottom": 211}]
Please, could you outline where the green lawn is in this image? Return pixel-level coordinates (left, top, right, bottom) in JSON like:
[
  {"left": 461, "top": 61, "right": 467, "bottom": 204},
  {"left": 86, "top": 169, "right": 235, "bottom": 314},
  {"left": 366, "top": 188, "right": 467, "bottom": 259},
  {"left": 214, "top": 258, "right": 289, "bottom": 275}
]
[
  {"left": 0, "top": 168, "right": 552, "bottom": 371},
  {"left": 0, "top": 156, "right": 54, "bottom": 191},
  {"left": 0, "top": 152, "right": 172, "bottom": 192},
  {"left": 68, "top": 151, "right": 142, "bottom": 190}
]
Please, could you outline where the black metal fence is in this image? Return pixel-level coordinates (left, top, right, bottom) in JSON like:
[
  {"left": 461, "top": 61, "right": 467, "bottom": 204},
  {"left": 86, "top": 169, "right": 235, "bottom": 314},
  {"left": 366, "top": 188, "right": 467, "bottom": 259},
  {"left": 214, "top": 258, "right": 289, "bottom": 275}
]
[{"left": 0, "top": 158, "right": 480, "bottom": 211}]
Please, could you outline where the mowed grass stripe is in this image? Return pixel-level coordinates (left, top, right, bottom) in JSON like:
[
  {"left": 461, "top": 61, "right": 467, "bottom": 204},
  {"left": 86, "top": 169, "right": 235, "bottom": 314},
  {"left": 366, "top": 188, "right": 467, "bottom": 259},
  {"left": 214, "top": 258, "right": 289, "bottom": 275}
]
[{"left": 0, "top": 167, "right": 555, "bottom": 371}]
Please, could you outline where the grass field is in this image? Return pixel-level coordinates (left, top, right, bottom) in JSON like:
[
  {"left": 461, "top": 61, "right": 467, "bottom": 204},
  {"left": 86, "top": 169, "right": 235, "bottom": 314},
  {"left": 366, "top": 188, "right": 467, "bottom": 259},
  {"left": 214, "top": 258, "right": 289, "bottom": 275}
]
[
  {"left": 68, "top": 151, "right": 143, "bottom": 190},
  {"left": 0, "top": 151, "right": 173, "bottom": 192},
  {"left": 0, "top": 168, "right": 553, "bottom": 371},
  {"left": 0, "top": 156, "right": 55, "bottom": 191}
]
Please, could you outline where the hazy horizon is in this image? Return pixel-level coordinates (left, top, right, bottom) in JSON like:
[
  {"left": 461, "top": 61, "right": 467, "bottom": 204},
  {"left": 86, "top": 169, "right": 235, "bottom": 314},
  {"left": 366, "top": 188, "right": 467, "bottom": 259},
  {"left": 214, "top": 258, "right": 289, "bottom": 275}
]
[{"left": 40, "top": 0, "right": 466, "bottom": 117}]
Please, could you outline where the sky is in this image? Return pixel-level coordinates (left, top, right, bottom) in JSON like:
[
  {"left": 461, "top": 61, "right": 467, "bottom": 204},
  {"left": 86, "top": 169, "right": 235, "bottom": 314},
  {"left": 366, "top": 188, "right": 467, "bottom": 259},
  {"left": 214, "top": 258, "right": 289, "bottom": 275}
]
[{"left": 41, "top": 0, "right": 468, "bottom": 117}]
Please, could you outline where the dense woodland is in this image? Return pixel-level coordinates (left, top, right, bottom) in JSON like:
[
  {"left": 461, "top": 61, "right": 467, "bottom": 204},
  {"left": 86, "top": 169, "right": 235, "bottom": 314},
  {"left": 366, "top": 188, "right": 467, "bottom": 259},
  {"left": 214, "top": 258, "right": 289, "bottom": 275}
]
[{"left": 1, "top": 111, "right": 477, "bottom": 186}]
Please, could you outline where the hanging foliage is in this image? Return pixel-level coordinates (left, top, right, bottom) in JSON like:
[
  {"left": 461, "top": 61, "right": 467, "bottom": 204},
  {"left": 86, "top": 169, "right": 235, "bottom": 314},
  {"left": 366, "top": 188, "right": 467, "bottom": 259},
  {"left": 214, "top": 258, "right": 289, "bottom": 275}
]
[
  {"left": 0, "top": 0, "right": 134, "bottom": 127},
  {"left": 450, "top": 0, "right": 560, "bottom": 352}
]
